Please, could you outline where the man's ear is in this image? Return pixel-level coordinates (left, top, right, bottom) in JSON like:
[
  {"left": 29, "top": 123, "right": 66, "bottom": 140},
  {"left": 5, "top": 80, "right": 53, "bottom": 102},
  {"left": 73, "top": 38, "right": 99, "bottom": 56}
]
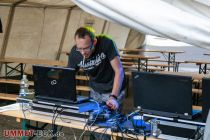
[{"left": 93, "top": 39, "right": 97, "bottom": 46}]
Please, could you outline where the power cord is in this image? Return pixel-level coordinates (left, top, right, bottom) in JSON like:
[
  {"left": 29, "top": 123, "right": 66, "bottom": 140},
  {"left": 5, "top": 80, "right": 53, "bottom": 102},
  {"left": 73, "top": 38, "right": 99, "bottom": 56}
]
[
  {"left": 79, "top": 99, "right": 100, "bottom": 140},
  {"left": 58, "top": 112, "right": 77, "bottom": 140}
]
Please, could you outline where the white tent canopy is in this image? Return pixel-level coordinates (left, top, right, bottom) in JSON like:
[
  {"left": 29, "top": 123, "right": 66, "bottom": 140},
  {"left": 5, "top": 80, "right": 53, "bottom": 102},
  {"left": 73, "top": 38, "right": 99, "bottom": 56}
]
[{"left": 73, "top": 0, "right": 210, "bottom": 49}]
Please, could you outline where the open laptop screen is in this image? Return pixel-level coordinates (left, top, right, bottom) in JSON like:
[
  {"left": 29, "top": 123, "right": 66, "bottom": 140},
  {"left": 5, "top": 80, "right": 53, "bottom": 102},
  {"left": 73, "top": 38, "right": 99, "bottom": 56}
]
[
  {"left": 132, "top": 71, "right": 193, "bottom": 120},
  {"left": 33, "top": 65, "right": 76, "bottom": 104},
  {"left": 202, "top": 77, "right": 210, "bottom": 122}
]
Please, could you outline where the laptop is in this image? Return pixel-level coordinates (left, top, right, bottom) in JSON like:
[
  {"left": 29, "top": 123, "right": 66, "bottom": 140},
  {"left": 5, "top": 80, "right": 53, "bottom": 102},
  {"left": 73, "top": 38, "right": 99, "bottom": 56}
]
[
  {"left": 33, "top": 65, "right": 89, "bottom": 106},
  {"left": 202, "top": 77, "right": 210, "bottom": 122},
  {"left": 132, "top": 71, "right": 201, "bottom": 120}
]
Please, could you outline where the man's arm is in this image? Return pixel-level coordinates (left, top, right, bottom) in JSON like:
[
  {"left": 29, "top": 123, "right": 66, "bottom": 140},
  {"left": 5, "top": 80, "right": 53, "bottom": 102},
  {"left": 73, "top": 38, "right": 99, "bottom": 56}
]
[
  {"left": 107, "top": 56, "right": 124, "bottom": 110},
  {"left": 110, "top": 56, "right": 124, "bottom": 97}
]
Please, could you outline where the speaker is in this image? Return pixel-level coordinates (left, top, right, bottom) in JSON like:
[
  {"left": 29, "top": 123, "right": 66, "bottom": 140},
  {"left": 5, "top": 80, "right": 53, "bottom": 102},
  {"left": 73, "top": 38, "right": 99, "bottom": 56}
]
[
  {"left": 202, "top": 78, "right": 210, "bottom": 122},
  {"left": 0, "top": 18, "right": 2, "bottom": 33}
]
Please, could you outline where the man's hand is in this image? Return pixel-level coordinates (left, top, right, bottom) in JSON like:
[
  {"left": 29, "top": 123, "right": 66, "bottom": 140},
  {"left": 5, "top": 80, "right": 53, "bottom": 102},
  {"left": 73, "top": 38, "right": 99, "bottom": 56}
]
[{"left": 106, "top": 97, "right": 119, "bottom": 110}]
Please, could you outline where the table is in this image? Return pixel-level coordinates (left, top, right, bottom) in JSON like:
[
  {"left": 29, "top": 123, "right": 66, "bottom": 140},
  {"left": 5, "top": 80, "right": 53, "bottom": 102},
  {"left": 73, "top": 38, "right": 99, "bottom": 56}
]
[
  {"left": 0, "top": 104, "right": 158, "bottom": 140},
  {"left": 185, "top": 60, "right": 210, "bottom": 74},
  {"left": 0, "top": 57, "right": 67, "bottom": 78},
  {"left": 121, "top": 54, "right": 160, "bottom": 71},
  {"left": 119, "top": 48, "right": 184, "bottom": 71}
]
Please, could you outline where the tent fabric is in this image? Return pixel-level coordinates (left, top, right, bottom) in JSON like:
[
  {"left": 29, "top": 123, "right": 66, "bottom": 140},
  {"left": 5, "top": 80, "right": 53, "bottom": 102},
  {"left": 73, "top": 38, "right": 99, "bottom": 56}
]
[
  {"left": 27, "top": 0, "right": 74, "bottom": 6},
  {"left": 0, "top": 3, "right": 134, "bottom": 61},
  {"left": 163, "top": 0, "right": 210, "bottom": 20},
  {"left": 0, "top": 0, "right": 75, "bottom": 7},
  {"left": 72, "top": 0, "right": 210, "bottom": 49},
  {"left": 124, "top": 30, "right": 145, "bottom": 49},
  {"left": 194, "top": 0, "right": 210, "bottom": 7}
]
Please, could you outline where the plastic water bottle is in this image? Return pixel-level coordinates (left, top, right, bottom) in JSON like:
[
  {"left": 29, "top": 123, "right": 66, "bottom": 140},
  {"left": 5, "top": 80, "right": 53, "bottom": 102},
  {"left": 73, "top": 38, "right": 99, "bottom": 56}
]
[
  {"left": 19, "top": 75, "right": 29, "bottom": 97},
  {"left": 151, "top": 119, "right": 161, "bottom": 137}
]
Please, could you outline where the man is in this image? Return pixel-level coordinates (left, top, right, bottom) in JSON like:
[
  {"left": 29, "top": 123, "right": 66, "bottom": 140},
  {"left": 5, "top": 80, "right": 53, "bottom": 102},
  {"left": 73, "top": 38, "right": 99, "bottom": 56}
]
[{"left": 67, "top": 26, "right": 126, "bottom": 111}]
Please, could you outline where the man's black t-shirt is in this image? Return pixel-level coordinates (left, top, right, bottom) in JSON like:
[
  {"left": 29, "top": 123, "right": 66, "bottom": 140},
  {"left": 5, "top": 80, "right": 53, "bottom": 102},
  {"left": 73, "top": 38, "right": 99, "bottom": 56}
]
[{"left": 67, "top": 35, "right": 126, "bottom": 93}]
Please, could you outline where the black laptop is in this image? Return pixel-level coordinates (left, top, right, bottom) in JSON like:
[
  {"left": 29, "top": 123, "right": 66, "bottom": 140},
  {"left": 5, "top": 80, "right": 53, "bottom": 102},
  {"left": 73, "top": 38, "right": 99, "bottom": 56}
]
[
  {"left": 132, "top": 71, "right": 200, "bottom": 120},
  {"left": 202, "top": 77, "right": 210, "bottom": 122},
  {"left": 33, "top": 65, "right": 89, "bottom": 105}
]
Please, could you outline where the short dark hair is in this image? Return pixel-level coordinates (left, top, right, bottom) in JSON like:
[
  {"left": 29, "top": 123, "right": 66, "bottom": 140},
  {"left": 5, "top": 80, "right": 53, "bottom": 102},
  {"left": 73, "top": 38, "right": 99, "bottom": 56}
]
[{"left": 74, "top": 26, "right": 95, "bottom": 42}]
